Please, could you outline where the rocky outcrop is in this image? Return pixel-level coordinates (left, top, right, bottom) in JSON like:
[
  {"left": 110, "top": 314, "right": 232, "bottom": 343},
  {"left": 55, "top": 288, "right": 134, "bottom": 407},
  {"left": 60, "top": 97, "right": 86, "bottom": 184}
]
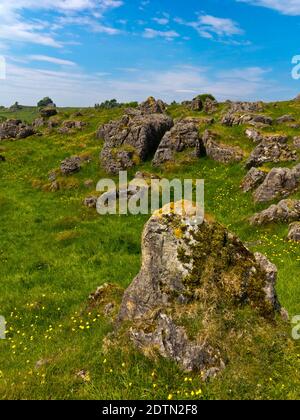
[
  {"left": 0, "top": 119, "right": 35, "bottom": 140},
  {"left": 152, "top": 118, "right": 203, "bottom": 166},
  {"left": 202, "top": 130, "right": 243, "bottom": 163},
  {"left": 288, "top": 222, "right": 300, "bottom": 241},
  {"left": 138, "top": 97, "right": 166, "bottom": 114},
  {"left": 253, "top": 164, "right": 300, "bottom": 203},
  {"left": 241, "top": 167, "right": 267, "bottom": 193},
  {"left": 245, "top": 129, "right": 263, "bottom": 143},
  {"left": 250, "top": 199, "right": 300, "bottom": 225},
  {"left": 227, "top": 101, "right": 264, "bottom": 113},
  {"left": 276, "top": 115, "right": 295, "bottom": 124},
  {"left": 98, "top": 110, "right": 173, "bottom": 174},
  {"left": 60, "top": 156, "right": 82, "bottom": 175},
  {"left": 245, "top": 135, "right": 297, "bottom": 169},
  {"left": 118, "top": 201, "right": 281, "bottom": 374},
  {"left": 293, "top": 137, "right": 300, "bottom": 149},
  {"left": 203, "top": 98, "right": 218, "bottom": 114},
  {"left": 40, "top": 106, "right": 58, "bottom": 118},
  {"left": 222, "top": 113, "right": 272, "bottom": 127},
  {"left": 58, "top": 120, "right": 86, "bottom": 134}
]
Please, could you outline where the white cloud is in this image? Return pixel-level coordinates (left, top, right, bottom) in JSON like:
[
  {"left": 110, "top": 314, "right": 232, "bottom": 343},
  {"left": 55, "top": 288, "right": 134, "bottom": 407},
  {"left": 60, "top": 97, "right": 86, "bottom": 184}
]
[
  {"left": 153, "top": 17, "right": 169, "bottom": 25},
  {"left": 28, "top": 55, "right": 76, "bottom": 66},
  {"left": 0, "top": 0, "right": 123, "bottom": 48},
  {"left": 237, "top": 0, "right": 300, "bottom": 15},
  {"left": 0, "top": 61, "right": 278, "bottom": 107},
  {"left": 176, "top": 14, "right": 243, "bottom": 40},
  {"left": 143, "top": 28, "right": 180, "bottom": 40}
]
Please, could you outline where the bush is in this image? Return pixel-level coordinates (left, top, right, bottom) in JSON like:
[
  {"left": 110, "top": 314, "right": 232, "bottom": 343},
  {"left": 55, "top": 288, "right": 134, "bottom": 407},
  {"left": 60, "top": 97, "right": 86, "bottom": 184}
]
[
  {"left": 38, "top": 97, "right": 56, "bottom": 108},
  {"left": 194, "top": 94, "right": 216, "bottom": 102}
]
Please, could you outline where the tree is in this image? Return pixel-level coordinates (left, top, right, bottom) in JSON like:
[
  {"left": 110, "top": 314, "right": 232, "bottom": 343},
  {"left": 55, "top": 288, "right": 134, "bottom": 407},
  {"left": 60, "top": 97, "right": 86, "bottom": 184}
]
[{"left": 37, "top": 97, "right": 56, "bottom": 108}]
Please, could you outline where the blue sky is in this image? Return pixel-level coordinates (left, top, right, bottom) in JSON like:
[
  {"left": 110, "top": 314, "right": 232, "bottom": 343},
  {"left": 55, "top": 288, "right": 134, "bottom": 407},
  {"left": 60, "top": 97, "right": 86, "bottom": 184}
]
[{"left": 0, "top": 0, "right": 300, "bottom": 106}]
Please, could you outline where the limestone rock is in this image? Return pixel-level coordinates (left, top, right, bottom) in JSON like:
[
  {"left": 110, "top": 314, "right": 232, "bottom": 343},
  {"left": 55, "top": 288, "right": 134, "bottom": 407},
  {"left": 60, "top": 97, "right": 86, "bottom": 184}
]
[
  {"left": 203, "top": 98, "right": 218, "bottom": 114},
  {"left": 98, "top": 110, "right": 173, "bottom": 174},
  {"left": 0, "top": 119, "right": 35, "bottom": 140},
  {"left": 253, "top": 165, "right": 300, "bottom": 203},
  {"left": 138, "top": 97, "right": 166, "bottom": 114},
  {"left": 241, "top": 167, "right": 266, "bottom": 192},
  {"left": 245, "top": 135, "right": 297, "bottom": 169},
  {"left": 152, "top": 118, "right": 203, "bottom": 166},
  {"left": 118, "top": 201, "right": 281, "bottom": 373},
  {"left": 83, "top": 196, "right": 98, "bottom": 208},
  {"left": 60, "top": 156, "right": 82, "bottom": 175},
  {"left": 58, "top": 120, "right": 86, "bottom": 134},
  {"left": 276, "top": 115, "right": 295, "bottom": 124},
  {"left": 293, "top": 137, "right": 300, "bottom": 149},
  {"left": 190, "top": 97, "right": 203, "bottom": 111},
  {"left": 250, "top": 199, "right": 300, "bottom": 225},
  {"left": 245, "top": 129, "right": 263, "bottom": 144},
  {"left": 288, "top": 222, "right": 300, "bottom": 242},
  {"left": 222, "top": 113, "right": 272, "bottom": 127},
  {"left": 227, "top": 101, "right": 264, "bottom": 113},
  {"left": 40, "top": 106, "right": 58, "bottom": 118},
  {"left": 202, "top": 130, "right": 243, "bottom": 163}
]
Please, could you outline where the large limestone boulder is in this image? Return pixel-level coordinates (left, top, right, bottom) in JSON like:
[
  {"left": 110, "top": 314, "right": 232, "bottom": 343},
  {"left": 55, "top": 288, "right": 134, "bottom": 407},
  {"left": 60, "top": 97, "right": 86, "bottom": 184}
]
[
  {"left": 250, "top": 199, "right": 300, "bottom": 225},
  {"left": 118, "top": 201, "right": 282, "bottom": 374},
  {"left": 152, "top": 118, "right": 204, "bottom": 166},
  {"left": 98, "top": 110, "right": 173, "bottom": 174},
  {"left": 253, "top": 164, "right": 300, "bottom": 203},
  {"left": 0, "top": 119, "right": 35, "bottom": 140},
  {"left": 202, "top": 130, "right": 243, "bottom": 163},
  {"left": 138, "top": 97, "right": 166, "bottom": 114},
  {"left": 245, "top": 135, "right": 297, "bottom": 169}
]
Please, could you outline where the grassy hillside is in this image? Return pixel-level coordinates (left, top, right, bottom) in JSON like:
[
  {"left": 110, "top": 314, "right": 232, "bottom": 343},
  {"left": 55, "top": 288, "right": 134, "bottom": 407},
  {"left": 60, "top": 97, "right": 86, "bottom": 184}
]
[{"left": 0, "top": 103, "right": 299, "bottom": 400}]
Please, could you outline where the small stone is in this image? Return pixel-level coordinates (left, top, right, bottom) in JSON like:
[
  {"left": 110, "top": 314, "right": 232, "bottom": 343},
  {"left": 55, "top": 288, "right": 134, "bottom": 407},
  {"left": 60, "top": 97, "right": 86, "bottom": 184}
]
[
  {"left": 60, "top": 156, "right": 81, "bottom": 175},
  {"left": 83, "top": 196, "right": 98, "bottom": 208}
]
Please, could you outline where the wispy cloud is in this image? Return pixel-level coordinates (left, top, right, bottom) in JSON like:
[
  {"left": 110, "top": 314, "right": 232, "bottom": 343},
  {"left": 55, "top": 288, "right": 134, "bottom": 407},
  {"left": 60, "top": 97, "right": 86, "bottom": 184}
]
[
  {"left": 0, "top": 61, "right": 276, "bottom": 107},
  {"left": 176, "top": 14, "right": 244, "bottom": 41},
  {"left": 143, "top": 28, "right": 180, "bottom": 40},
  {"left": 237, "top": 0, "right": 300, "bottom": 16},
  {"left": 28, "top": 55, "right": 76, "bottom": 66},
  {"left": 0, "top": 0, "right": 123, "bottom": 48}
]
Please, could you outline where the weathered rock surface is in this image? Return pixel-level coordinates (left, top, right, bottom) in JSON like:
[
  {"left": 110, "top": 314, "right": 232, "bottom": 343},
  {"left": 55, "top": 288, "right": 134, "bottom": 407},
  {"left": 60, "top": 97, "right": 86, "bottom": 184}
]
[
  {"left": 227, "top": 101, "right": 264, "bottom": 113},
  {"left": 58, "top": 120, "right": 86, "bottom": 134},
  {"left": 241, "top": 167, "right": 267, "bottom": 192},
  {"left": 203, "top": 98, "right": 218, "bottom": 114},
  {"left": 98, "top": 110, "right": 173, "bottom": 174},
  {"left": 83, "top": 195, "right": 98, "bottom": 208},
  {"left": 118, "top": 201, "right": 281, "bottom": 373},
  {"left": 202, "top": 130, "right": 243, "bottom": 163},
  {"left": 288, "top": 222, "right": 300, "bottom": 241},
  {"left": 40, "top": 106, "right": 58, "bottom": 118},
  {"left": 138, "top": 97, "right": 166, "bottom": 114},
  {"left": 250, "top": 199, "right": 300, "bottom": 225},
  {"left": 222, "top": 113, "right": 272, "bottom": 127},
  {"left": 253, "top": 164, "right": 300, "bottom": 203},
  {"left": 61, "top": 156, "right": 82, "bottom": 175},
  {"left": 276, "top": 115, "right": 295, "bottom": 124},
  {"left": 245, "top": 135, "right": 297, "bottom": 169},
  {"left": 245, "top": 129, "right": 263, "bottom": 143},
  {"left": 152, "top": 118, "right": 203, "bottom": 166},
  {"left": 293, "top": 136, "right": 300, "bottom": 149},
  {"left": 0, "top": 119, "right": 35, "bottom": 140}
]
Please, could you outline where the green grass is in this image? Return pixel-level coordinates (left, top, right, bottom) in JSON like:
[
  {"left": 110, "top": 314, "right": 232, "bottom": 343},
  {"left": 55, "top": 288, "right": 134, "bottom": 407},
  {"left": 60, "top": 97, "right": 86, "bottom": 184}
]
[{"left": 0, "top": 103, "right": 299, "bottom": 400}]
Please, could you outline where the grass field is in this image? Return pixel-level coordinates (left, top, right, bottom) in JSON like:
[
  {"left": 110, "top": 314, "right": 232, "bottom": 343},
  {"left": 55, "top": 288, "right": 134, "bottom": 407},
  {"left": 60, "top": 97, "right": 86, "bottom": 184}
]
[{"left": 0, "top": 103, "right": 300, "bottom": 400}]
